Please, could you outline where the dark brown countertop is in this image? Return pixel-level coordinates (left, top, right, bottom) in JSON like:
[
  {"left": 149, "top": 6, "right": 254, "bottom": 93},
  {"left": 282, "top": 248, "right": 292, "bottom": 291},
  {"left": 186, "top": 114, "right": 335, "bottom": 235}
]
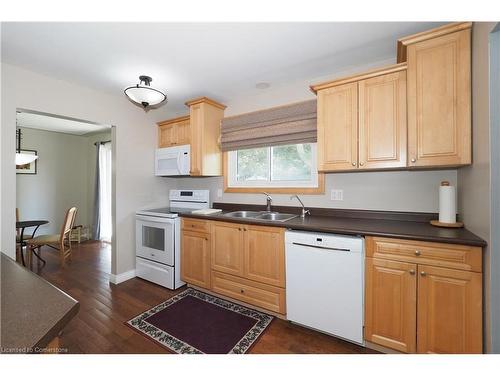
[
  {"left": 180, "top": 204, "right": 486, "bottom": 248},
  {"left": 1, "top": 254, "right": 79, "bottom": 352}
]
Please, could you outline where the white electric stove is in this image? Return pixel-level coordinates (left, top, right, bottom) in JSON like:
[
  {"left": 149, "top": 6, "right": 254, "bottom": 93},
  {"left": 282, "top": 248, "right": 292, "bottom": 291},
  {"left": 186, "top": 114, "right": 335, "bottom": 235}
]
[{"left": 135, "top": 190, "right": 209, "bottom": 289}]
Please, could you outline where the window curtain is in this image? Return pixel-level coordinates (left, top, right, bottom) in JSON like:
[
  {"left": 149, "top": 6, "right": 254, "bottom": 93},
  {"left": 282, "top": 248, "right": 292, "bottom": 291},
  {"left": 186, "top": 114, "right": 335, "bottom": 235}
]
[
  {"left": 92, "top": 142, "right": 112, "bottom": 241},
  {"left": 220, "top": 99, "right": 317, "bottom": 151}
]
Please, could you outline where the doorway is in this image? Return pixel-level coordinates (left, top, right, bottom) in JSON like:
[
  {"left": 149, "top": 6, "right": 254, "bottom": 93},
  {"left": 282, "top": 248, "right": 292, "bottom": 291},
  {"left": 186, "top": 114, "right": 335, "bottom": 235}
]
[{"left": 15, "top": 109, "right": 115, "bottom": 271}]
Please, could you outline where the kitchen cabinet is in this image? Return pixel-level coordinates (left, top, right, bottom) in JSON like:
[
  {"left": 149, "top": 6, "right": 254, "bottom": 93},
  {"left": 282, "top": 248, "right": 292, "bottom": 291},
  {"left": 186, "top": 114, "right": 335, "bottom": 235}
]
[
  {"left": 364, "top": 236, "right": 482, "bottom": 353},
  {"left": 398, "top": 22, "right": 472, "bottom": 167},
  {"left": 417, "top": 265, "right": 482, "bottom": 354},
  {"left": 365, "top": 257, "right": 416, "bottom": 353},
  {"left": 211, "top": 221, "right": 245, "bottom": 277},
  {"left": 313, "top": 64, "right": 407, "bottom": 172},
  {"left": 181, "top": 219, "right": 211, "bottom": 289},
  {"left": 244, "top": 225, "right": 285, "bottom": 287},
  {"left": 316, "top": 82, "right": 358, "bottom": 171},
  {"left": 157, "top": 97, "right": 226, "bottom": 176},
  {"left": 157, "top": 115, "right": 190, "bottom": 148},
  {"left": 181, "top": 218, "right": 286, "bottom": 314},
  {"left": 186, "top": 97, "right": 226, "bottom": 176}
]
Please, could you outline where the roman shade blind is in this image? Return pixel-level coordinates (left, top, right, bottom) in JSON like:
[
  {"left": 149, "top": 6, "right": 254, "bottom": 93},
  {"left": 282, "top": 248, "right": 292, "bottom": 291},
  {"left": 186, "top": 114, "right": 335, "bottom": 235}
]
[{"left": 220, "top": 99, "right": 317, "bottom": 151}]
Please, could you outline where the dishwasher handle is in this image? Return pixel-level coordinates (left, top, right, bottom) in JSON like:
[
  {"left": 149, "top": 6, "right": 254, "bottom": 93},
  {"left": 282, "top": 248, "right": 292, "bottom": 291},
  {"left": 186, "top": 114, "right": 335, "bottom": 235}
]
[{"left": 292, "top": 242, "right": 350, "bottom": 252}]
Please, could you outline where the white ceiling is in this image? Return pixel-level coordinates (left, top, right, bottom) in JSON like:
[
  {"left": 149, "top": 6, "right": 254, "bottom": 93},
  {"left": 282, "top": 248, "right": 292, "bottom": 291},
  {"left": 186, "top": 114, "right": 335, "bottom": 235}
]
[
  {"left": 2, "top": 22, "right": 444, "bottom": 114},
  {"left": 17, "top": 111, "right": 109, "bottom": 135}
]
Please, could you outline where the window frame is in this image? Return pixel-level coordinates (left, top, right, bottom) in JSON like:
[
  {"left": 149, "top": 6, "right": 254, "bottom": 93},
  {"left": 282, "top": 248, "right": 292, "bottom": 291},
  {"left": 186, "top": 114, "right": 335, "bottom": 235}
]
[{"left": 223, "top": 143, "right": 325, "bottom": 194}]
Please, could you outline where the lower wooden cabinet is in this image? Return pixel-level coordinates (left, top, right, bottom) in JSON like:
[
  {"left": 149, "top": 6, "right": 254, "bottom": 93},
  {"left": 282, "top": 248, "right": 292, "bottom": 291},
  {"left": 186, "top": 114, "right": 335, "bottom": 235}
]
[
  {"left": 244, "top": 225, "right": 285, "bottom": 287},
  {"left": 181, "top": 229, "right": 211, "bottom": 289},
  {"left": 364, "top": 258, "right": 417, "bottom": 353},
  {"left": 417, "top": 265, "right": 482, "bottom": 354},
  {"left": 211, "top": 271, "right": 286, "bottom": 314},
  {"left": 364, "top": 236, "right": 483, "bottom": 354},
  {"left": 181, "top": 218, "right": 287, "bottom": 315}
]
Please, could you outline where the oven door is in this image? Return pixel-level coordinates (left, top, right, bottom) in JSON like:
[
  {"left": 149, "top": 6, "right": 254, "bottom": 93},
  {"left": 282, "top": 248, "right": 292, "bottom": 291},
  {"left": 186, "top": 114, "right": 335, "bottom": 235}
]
[{"left": 135, "top": 215, "right": 175, "bottom": 266}]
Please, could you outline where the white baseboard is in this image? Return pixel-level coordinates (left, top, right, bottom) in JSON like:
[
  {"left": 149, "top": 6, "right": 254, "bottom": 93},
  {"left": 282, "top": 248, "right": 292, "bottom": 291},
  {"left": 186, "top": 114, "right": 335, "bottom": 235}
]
[{"left": 109, "top": 269, "right": 136, "bottom": 284}]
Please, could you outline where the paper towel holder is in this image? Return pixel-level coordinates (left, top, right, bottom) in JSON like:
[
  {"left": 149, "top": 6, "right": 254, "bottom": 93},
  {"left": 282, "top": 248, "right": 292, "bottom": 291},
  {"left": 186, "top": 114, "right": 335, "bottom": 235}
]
[{"left": 430, "top": 181, "right": 464, "bottom": 228}]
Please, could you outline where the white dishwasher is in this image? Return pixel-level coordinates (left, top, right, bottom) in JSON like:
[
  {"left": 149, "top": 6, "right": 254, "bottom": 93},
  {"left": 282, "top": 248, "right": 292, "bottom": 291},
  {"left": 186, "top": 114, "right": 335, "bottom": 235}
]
[{"left": 285, "top": 230, "right": 364, "bottom": 345}]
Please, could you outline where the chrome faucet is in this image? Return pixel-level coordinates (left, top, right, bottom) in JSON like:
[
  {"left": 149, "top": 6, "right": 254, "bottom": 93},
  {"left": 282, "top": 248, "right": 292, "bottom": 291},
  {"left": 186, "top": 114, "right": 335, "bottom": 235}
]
[
  {"left": 262, "top": 192, "right": 273, "bottom": 212},
  {"left": 290, "top": 194, "right": 310, "bottom": 218}
]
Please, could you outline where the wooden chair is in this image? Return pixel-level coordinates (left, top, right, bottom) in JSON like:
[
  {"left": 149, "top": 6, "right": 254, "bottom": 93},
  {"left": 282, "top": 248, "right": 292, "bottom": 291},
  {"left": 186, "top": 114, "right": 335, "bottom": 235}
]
[{"left": 26, "top": 207, "right": 78, "bottom": 266}]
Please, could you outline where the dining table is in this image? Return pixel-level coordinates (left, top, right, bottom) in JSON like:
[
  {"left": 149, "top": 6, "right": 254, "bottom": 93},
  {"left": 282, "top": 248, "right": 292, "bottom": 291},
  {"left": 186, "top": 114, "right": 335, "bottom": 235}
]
[{"left": 16, "top": 220, "right": 49, "bottom": 266}]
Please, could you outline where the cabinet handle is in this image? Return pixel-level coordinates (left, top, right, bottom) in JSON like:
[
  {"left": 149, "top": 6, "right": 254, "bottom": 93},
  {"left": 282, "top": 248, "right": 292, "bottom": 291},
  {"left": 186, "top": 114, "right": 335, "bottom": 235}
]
[
  {"left": 415, "top": 250, "right": 421, "bottom": 256},
  {"left": 238, "top": 228, "right": 242, "bottom": 231},
  {"left": 204, "top": 237, "right": 208, "bottom": 241},
  {"left": 352, "top": 162, "right": 356, "bottom": 166},
  {"left": 420, "top": 271, "right": 427, "bottom": 277},
  {"left": 240, "top": 289, "right": 245, "bottom": 294},
  {"left": 243, "top": 228, "right": 247, "bottom": 231},
  {"left": 411, "top": 158, "right": 416, "bottom": 163},
  {"left": 409, "top": 269, "right": 415, "bottom": 275}
]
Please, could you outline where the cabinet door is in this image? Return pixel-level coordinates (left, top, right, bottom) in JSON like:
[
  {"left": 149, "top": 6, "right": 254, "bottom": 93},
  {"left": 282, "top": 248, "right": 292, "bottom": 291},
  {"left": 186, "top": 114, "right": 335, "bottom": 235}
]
[
  {"left": 211, "top": 222, "right": 244, "bottom": 276},
  {"left": 407, "top": 29, "right": 471, "bottom": 167},
  {"left": 181, "top": 230, "right": 211, "bottom": 288},
  {"left": 158, "top": 124, "right": 177, "bottom": 148},
  {"left": 176, "top": 119, "right": 191, "bottom": 145},
  {"left": 365, "top": 258, "right": 417, "bottom": 353},
  {"left": 358, "top": 70, "right": 407, "bottom": 169},
  {"left": 417, "top": 265, "right": 482, "bottom": 353},
  {"left": 243, "top": 225, "right": 285, "bottom": 287},
  {"left": 189, "top": 103, "right": 203, "bottom": 176},
  {"left": 317, "top": 82, "right": 358, "bottom": 171}
]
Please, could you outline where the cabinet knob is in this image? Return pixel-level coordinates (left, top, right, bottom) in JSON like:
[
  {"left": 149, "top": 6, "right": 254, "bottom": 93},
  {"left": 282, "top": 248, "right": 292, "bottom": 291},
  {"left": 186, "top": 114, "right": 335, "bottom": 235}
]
[
  {"left": 243, "top": 228, "right": 247, "bottom": 232},
  {"left": 415, "top": 250, "right": 421, "bottom": 256},
  {"left": 409, "top": 269, "right": 416, "bottom": 275},
  {"left": 240, "top": 289, "right": 245, "bottom": 294},
  {"left": 420, "top": 271, "right": 427, "bottom": 277},
  {"left": 411, "top": 158, "right": 416, "bottom": 163},
  {"left": 238, "top": 228, "right": 242, "bottom": 231},
  {"left": 352, "top": 162, "right": 356, "bottom": 166},
  {"left": 359, "top": 162, "right": 364, "bottom": 166}
]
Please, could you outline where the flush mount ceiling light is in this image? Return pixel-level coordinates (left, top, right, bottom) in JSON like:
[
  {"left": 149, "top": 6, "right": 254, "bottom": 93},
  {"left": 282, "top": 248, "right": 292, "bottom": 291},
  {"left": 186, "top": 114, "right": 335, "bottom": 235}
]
[
  {"left": 124, "top": 75, "right": 167, "bottom": 108},
  {"left": 15, "top": 128, "right": 38, "bottom": 166}
]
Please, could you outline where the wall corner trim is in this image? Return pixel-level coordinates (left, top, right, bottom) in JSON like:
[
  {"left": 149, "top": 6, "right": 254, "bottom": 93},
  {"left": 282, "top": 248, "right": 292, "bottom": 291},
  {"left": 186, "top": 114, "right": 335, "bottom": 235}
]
[{"left": 109, "top": 269, "right": 136, "bottom": 284}]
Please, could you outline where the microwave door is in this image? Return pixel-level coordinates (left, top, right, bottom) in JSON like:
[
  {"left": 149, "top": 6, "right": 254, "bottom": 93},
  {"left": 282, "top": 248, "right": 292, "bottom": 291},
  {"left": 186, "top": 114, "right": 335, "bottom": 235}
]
[{"left": 156, "top": 152, "right": 179, "bottom": 176}]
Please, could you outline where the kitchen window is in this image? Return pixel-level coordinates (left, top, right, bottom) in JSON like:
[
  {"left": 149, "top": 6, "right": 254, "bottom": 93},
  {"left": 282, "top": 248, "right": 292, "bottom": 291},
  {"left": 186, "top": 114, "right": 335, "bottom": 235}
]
[{"left": 226, "top": 143, "right": 321, "bottom": 192}]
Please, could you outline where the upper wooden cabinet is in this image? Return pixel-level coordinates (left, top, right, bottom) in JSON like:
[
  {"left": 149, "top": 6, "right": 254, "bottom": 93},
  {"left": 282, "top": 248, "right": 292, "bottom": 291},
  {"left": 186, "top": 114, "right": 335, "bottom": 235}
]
[
  {"left": 186, "top": 97, "right": 226, "bottom": 176},
  {"left": 157, "top": 97, "right": 226, "bottom": 176},
  {"left": 316, "top": 82, "right": 358, "bottom": 171},
  {"left": 399, "top": 22, "right": 472, "bottom": 167},
  {"left": 158, "top": 115, "right": 190, "bottom": 148},
  {"left": 312, "top": 64, "right": 408, "bottom": 172}
]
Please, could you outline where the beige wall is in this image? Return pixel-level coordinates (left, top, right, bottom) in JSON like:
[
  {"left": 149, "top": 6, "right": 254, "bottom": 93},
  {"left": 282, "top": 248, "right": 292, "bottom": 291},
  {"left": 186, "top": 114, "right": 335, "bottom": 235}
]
[
  {"left": 175, "top": 57, "right": 458, "bottom": 213},
  {"left": 457, "top": 22, "right": 497, "bottom": 353},
  {"left": 1, "top": 63, "right": 174, "bottom": 277},
  {"left": 16, "top": 127, "right": 89, "bottom": 235}
]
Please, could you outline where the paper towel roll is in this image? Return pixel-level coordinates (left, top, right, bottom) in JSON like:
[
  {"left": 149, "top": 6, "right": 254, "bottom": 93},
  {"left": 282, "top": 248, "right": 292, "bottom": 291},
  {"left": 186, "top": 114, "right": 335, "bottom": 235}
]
[{"left": 439, "top": 181, "right": 456, "bottom": 224}]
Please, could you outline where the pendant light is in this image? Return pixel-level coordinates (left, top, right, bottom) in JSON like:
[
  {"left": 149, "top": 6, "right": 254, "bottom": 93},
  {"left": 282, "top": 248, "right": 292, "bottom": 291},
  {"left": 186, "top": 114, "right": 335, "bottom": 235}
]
[
  {"left": 124, "top": 75, "right": 167, "bottom": 108},
  {"left": 15, "top": 128, "right": 38, "bottom": 166}
]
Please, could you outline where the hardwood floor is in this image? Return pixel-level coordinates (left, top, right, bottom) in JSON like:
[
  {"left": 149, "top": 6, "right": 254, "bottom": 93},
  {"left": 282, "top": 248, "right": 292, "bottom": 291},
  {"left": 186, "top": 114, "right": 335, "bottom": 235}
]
[{"left": 28, "top": 241, "right": 377, "bottom": 354}]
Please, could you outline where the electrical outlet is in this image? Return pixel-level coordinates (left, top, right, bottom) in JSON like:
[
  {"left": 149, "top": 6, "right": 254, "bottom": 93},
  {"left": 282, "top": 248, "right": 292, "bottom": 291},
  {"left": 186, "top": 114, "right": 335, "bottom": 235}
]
[
  {"left": 330, "top": 189, "right": 344, "bottom": 201},
  {"left": 217, "top": 189, "right": 223, "bottom": 198}
]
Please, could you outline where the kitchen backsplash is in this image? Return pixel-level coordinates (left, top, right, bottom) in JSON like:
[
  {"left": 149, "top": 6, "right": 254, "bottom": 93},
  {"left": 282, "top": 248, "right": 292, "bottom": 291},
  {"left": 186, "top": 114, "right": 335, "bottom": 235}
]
[{"left": 170, "top": 169, "right": 458, "bottom": 213}]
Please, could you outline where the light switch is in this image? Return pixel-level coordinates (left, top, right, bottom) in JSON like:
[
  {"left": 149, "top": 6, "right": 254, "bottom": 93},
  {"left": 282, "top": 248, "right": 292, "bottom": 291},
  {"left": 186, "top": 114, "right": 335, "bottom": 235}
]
[
  {"left": 217, "top": 189, "right": 223, "bottom": 198},
  {"left": 330, "top": 189, "right": 343, "bottom": 201}
]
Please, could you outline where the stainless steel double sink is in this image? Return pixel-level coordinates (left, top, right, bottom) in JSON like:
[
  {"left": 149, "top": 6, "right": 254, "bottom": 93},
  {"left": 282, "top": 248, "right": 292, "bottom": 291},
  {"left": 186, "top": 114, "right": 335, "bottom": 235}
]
[{"left": 223, "top": 210, "right": 297, "bottom": 222}]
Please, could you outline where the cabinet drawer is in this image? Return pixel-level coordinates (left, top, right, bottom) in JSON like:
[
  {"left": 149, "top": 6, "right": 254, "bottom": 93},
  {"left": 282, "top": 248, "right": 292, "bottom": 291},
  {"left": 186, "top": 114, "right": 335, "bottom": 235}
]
[
  {"left": 211, "top": 271, "right": 286, "bottom": 314},
  {"left": 366, "top": 236, "right": 482, "bottom": 272},
  {"left": 182, "top": 218, "right": 210, "bottom": 234}
]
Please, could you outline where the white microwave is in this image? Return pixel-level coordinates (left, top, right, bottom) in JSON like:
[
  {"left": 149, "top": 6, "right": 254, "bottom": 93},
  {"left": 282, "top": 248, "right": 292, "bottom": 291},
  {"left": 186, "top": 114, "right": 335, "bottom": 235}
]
[{"left": 155, "top": 145, "right": 190, "bottom": 176}]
